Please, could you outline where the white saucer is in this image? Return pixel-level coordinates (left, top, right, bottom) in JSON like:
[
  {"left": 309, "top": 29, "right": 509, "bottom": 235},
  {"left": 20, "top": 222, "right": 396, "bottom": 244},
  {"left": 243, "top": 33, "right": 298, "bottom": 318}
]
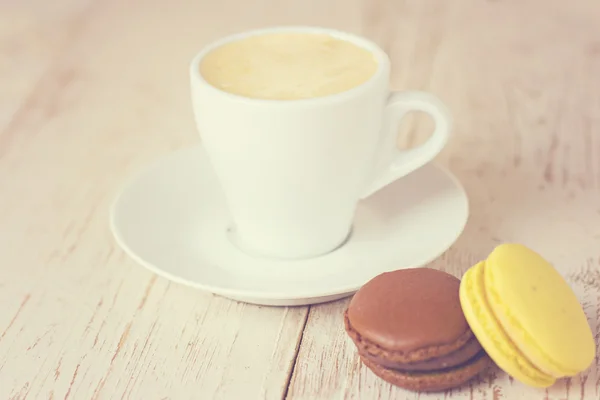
[{"left": 110, "top": 145, "right": 468, "bottom": 306}]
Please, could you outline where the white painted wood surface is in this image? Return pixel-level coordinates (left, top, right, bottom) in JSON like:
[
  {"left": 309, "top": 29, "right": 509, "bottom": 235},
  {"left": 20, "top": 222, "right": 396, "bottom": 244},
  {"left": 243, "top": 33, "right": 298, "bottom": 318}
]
[{"left": 0, "top": 0, "right": 598, "bottom": 399}]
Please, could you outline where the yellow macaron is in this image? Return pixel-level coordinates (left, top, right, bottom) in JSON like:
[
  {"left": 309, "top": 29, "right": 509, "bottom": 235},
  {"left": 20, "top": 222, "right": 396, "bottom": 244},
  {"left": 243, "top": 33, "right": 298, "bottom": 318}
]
[{"left": 459, "top": 243, "right": 595, "bottom": 388}]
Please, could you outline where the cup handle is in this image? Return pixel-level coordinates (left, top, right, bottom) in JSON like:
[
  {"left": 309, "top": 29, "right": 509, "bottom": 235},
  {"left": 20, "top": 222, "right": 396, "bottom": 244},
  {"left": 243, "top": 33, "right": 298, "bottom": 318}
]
[{"left": 360, "top": 91, "right": 452, "bottom": 199}]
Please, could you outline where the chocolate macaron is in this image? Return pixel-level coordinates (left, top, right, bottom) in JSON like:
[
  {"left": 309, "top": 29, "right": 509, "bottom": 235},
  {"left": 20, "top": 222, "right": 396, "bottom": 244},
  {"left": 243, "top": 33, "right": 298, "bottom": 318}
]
[{"left": 344, "top": 268, "right": 490, "bottom": 392}]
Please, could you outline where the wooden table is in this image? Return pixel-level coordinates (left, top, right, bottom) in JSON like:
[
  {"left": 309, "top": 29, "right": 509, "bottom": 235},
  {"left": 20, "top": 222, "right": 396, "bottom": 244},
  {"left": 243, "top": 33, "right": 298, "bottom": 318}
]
[{"left": 1, "top": 0, "right": 599, "bottom": 398}]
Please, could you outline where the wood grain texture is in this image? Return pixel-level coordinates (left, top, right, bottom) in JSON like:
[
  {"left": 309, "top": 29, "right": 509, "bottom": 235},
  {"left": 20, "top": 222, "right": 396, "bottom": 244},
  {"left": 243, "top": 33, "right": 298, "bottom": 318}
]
[{"left": 0, "top": 0, "right": 599, "bottom": 399}]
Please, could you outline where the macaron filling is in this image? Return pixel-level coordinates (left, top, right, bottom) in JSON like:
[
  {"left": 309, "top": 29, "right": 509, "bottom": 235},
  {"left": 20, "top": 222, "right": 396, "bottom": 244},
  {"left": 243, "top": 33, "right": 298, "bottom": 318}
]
[
  {"left": 378, "top": 339, "right": 485, "bottom": 372},
  {"left": 369, "top": 349, "right": 489, "bottom": 374},
  {"left": 359, "top": 351, "right": 491, "bottom": 392}
]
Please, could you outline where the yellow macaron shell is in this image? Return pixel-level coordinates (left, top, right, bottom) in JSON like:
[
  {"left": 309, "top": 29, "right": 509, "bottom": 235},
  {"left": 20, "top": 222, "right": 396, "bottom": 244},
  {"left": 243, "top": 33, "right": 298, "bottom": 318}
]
[
  {"left": 460, "top": 262, "right": 555, "bottom": 388},
  {"left": 485, "top": 244, "right": 596, "bottom": 377}
]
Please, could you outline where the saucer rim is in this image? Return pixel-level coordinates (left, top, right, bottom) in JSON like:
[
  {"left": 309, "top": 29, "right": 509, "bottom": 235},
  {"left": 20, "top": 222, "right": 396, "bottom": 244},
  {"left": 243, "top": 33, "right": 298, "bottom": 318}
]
[{"left": 110, "top": 145, "right": 469, "bottom": 301}]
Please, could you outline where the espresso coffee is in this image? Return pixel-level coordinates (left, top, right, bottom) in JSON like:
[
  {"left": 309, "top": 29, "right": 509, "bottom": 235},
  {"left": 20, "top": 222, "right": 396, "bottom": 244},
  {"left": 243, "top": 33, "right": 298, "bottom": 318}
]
[{"left": 199, "top": 32, "right": 378, "bottom": 100}]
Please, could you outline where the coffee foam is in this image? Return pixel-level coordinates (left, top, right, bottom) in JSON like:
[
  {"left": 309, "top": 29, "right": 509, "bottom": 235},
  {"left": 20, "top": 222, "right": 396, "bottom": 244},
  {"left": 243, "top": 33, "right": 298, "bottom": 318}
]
[{"left": 199, "top": 32, "right": 378, "bottom": 100}]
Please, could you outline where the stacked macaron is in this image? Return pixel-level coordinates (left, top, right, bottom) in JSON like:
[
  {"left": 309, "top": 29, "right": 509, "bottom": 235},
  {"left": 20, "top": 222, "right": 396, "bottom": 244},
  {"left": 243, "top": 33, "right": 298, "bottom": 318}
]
[
  {"left": 344, "top": 243, "right": 596, "bottom": 392},
  {"left": 344, "top": 268, "right": 491, "bottom": 392}
]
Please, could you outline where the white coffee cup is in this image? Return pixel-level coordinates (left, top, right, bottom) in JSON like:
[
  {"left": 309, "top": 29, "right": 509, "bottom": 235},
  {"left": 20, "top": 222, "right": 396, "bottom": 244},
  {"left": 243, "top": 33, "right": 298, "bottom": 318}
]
[{"left": 190, "top": 26, "right": 451, "bottom": 259}]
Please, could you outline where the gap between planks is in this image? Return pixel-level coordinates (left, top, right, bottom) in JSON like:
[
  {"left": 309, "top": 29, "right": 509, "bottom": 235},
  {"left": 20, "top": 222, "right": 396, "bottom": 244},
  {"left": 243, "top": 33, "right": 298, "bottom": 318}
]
[{"left": 282, "top": 306, "right": 311, "bottom": 400}]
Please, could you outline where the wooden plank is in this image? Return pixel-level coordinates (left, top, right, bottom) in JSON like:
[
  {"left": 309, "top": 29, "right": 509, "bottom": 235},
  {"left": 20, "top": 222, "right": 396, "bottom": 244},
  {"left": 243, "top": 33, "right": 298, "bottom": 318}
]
[{"left": 289, "top": 0, "right": 600, "bottom": 398}]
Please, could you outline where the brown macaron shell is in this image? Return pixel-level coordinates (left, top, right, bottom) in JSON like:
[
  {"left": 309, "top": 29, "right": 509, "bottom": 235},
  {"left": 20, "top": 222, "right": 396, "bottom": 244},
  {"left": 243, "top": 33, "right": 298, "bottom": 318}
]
[
  {"left": 346, "top": 268, "right": 478, "bottom": 363},
  {"left": 360, "top": 351, "right": 491, "bottom": 392}
]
